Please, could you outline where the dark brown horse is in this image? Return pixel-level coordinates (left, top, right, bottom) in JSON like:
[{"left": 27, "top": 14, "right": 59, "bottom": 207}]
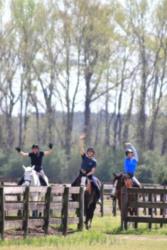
[
  {"left": 72, "top": 175, "right": 101, "bottom": 229},
  {"left": 112, "top": 173, "right": 137, "bottom": 216}
]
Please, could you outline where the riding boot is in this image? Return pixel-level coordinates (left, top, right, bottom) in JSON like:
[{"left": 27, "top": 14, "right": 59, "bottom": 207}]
[
  {"left": 18, "top": 176, "right": 24, "bottom": 186},
  {"left": 39, "top": 175, "right": 47, "bottom": 186}
]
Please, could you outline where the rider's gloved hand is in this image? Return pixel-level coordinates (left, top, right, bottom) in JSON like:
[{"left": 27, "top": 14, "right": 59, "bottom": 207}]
[
  {"left": 48, "top": 143, "right": 53, "bottom": 149},
  {"left": 15, "top": 147, "right": 21, "bottom": 152}
]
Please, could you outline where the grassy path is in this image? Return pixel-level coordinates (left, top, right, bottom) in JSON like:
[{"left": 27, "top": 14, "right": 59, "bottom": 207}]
[{"left": 0, "top": 216, "right": 167, "bottom": 250}]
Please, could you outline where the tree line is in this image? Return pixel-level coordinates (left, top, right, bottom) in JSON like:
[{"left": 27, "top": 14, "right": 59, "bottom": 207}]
[{"left": 1, "top": 0, "right": 167, "bottom": 183}]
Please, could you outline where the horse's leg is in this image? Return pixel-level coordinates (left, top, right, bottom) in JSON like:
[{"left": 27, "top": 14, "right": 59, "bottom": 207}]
[
  {"left": 32, "top": 192, "right": 39, "bottom": 218},
  {"left": 84, "top": 193, "right": 91, "bottom": 229},
  {"left": 85, "top": 191, "right": 97, "bottom": 230},
  {"left": 86, "top": 202, "right": 96, "bottom": 229}
]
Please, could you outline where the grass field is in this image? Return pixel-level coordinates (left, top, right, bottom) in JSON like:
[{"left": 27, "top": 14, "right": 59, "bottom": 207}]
[{"left": 1, "top": 216, "right": 167, "bottom": 250}]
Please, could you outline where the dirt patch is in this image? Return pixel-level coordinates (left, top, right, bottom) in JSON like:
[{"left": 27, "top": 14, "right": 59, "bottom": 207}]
[
  {"left": 114, "top": 235, "right": 167, "bottom": 241},
  {"left": 4, "top": 226, "right": 76, "bottom": 240}
]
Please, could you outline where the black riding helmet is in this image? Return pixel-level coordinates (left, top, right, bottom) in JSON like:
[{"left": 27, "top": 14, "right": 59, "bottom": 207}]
[
  {"left": 32, "top": 144, "right": 39, "bottom": 149},
  {"left": 87, "top": 147, "right": 95, "bottom": 154}
]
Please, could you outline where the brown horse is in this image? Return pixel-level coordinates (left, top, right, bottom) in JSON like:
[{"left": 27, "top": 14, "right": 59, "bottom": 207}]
[
  {"left": 72, "top": 175, "right": 101, "bottom": 229},
  {"left": 112, "top": 173, "right": 137, "bottom": 216}
]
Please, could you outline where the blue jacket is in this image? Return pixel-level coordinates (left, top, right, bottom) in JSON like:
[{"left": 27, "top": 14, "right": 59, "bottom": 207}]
[{"left": 124, "top": 145, "right": 138, "bottom": 175}]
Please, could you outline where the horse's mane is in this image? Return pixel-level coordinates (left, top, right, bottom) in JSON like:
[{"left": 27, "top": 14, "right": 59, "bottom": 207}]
[{"left": 113, "top": 172, "right": 130, "bottom": 181}]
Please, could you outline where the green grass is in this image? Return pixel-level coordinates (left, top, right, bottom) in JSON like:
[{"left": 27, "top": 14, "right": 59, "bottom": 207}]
[{"left": 1, "top": 216, "right": 167, "bottom": 250}]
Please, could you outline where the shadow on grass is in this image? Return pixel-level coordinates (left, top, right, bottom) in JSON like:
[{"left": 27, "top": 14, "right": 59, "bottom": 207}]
[{"left": 105, "top": 224, "right": 167, "bottom": 236}]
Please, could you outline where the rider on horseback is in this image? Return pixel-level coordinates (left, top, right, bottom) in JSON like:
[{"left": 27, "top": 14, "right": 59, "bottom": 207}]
[
  {"left": 73, "top": 134, "right": 101, "bottom": 199},
  {"left": 16, "top": 144, "right": 53, "bottom": 186},
  {"left": 124, "top": 142, "right": 141, "bottom": 188},
  {"left": 111, "top": 142, "right": 141, "bottom": 197}
]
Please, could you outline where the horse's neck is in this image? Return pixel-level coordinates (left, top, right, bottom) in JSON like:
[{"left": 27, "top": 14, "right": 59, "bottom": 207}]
[
  {"left": 31, "top": 172, "right": 40, "bottom": 186},
  {"left": 86, "top": 181, "right": 92, "bottom": 194}
]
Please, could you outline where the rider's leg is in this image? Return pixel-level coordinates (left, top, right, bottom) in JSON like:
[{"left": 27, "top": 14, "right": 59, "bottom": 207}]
[
  {"left": 132, "top": 176, "right": 141, "bottom": 188},
  {"left": 81, "top": 176, "right": 87, "bottom": 186},
  {"left": 91, "top": 176, "right": 101, "bottom": 202},
  {"left": 86, "top": 176, "right": 92, "bottom": 194},
  {"left": 111, "top": 180, "right": 118, "bottom": 197},
  {"left": 92, "top": 176, "right": 101, "bottom": 189},
  {"left": 38, "top": 170, "right": 47, "bottom": 186}
]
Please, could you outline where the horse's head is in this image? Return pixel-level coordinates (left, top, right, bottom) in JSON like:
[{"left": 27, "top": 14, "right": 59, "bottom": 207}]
[
  {"left": 113, "top": 172, "right": 133, "bottom": 192},
  {"left": 22, "top": 165, "right": 35, "bottom": 186}
]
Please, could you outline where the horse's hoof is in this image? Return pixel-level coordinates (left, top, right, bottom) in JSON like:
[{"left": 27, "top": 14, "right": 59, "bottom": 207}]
[
  {"left": 110, "top": 194, "right": 116, "bottom": 199},
  {"left": 85, "top": 223, "right": 91, "bottom": 230},
  {"left": 85, "top": 223, "right": 88, "bottom": 230}
]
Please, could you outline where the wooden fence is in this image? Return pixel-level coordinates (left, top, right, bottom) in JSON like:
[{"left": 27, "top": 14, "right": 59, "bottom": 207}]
[
  {"left": 0, "top": 185, "right": 84, "bottom": 239},
  {"left": 121, "top": 186, "right": 167, "bottom": 230},
  {"left": 1, "top": 182, "right": 116, "bottom": 217}
]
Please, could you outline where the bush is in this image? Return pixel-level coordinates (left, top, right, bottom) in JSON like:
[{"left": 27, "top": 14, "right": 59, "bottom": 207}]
[
  {"left": 137, "top": 151, "right": 167, "bottom": 184},
  {"left": 95, "top": 147, "right": 124, "bottom": 182}
]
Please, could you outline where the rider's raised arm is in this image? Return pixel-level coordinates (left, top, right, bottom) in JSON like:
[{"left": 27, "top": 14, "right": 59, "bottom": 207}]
[
  {"left": 79, "top": 134, "right": 86, "bottom": 156},
  {"left": 131, "top": 145, "right": 139, "bottom": 162},
  {"left": 20, "top": 151, "right": 29, "bottom": 157},
  {"left": 15, "top": 147, "right": 29, "bottom": 157},
  {"left": 44, "top": 143, "right": 53, "bottom": 156}
]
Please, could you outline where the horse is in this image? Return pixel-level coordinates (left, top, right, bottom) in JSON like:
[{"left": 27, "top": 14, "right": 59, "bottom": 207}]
[
  {"left": 21, "top": 165, "right": 49, "bottom": 217},
  {"left": 111, "top": 173, "right": 137, "bottom": 216},
  {"left": 22, "top": 165, "right": 49, "bottom": 187},
  {"left": 72, "top": 175, "right": 101, "bottom": 230}
]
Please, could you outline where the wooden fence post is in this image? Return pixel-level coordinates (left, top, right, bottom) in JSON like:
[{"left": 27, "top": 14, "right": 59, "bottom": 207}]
[
  {"left": 78, "top": 186, "right": 84, "bottom": 231},
  {"left": 134, "top": 192, "right": 138, "bottom": 229},
  {"left": 142, "top": 193, "right": 146, "bottom": 215},
  {"left": 154, "top": 194, "right": 157, "bottom": 216},
  {"left": 0, "top": 187, "right": 4, "bottom": 240},
  {"left": 148, "top": 193, "right": 152, "bottom": 230},
  {"left": 23, "top": 186, "right": 29, "bottom": 238},
  {"left": 100, "top": 184, "right": 104, "bottom": 217},
  {"left": 61, "top": 186, "right": 69, "bottom": 236},
  {"left": 160, "top": 187, "right": 166, "bottom": 228},
  {"left": 44, "top": 186, "right": 52, "bottom": 235},
  {"left": 121, "top": 187, "right": 128, "bottom": 230}
]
